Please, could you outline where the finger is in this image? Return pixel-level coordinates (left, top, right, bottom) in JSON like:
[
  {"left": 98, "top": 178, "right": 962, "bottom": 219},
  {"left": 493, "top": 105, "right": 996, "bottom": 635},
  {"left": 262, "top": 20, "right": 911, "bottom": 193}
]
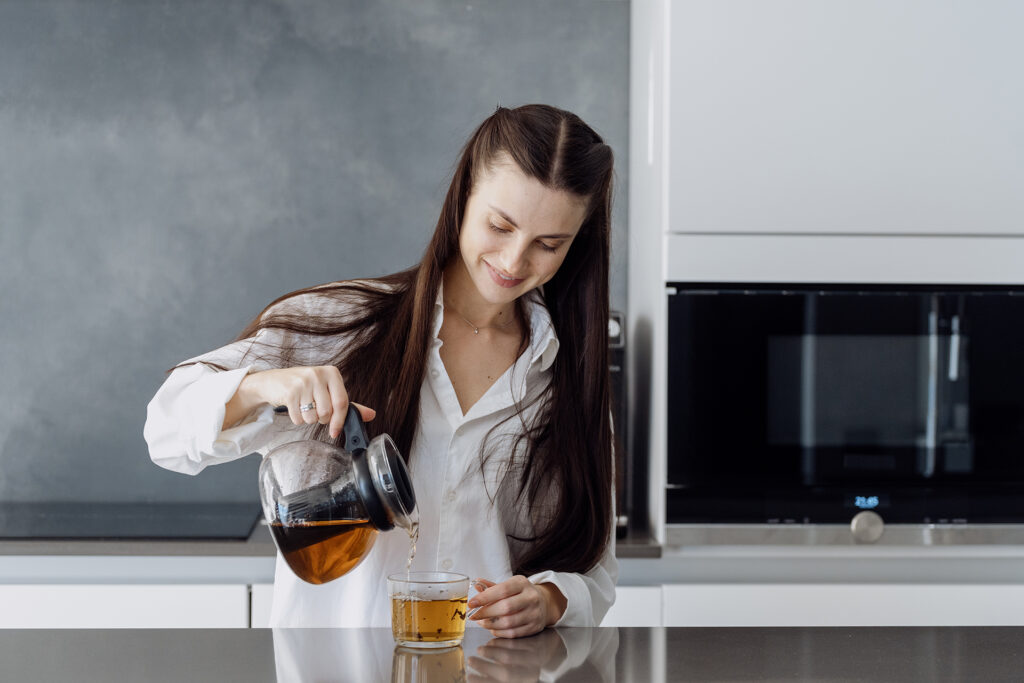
[
  {"left": 351, "top": 402, "right": 376, "bottom": 422},
  {"left": 476, "top": 639, "right": 537, "bottom": 665},
  {"left": 476, "top": 638, "right": 534, "bottom": 657},
  {"left": 471, "top": 597, "right": 531, "bottom": 624},
  {"left": 465, "top": 655, "right": 509, "bottom": 680},
  {"left": 478, "top": 603, "right": 532, "bottom": 631},
  {"left": 468, "top": 578, "right": 515, "bottom": 609},
  {"left": 284, "top": 400, "right": 303, "bottom": 426},
  {"left": 488, "top": 624, "right": 543, "bottom": 639},
  {"left": 312, "top": 381, "right": 333, "bottom": 426},
  {"left": 325, "top": 370, "right": 349, "bottom": 439},
  {"left": 299, "top": 390, "right": 319, "bottom": 425}
]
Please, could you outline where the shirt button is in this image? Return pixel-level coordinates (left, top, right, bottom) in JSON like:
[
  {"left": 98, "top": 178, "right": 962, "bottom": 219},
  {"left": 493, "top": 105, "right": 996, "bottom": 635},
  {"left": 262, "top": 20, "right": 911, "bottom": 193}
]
[
  {"left": 441, "top": 558, "right": 453, "bottom": 570},
  {"left": 445, "top": 490, "right": 457, "bottom": 503},
  {"left": 430, "top": 369, "right": 440, "bottom": 379}
]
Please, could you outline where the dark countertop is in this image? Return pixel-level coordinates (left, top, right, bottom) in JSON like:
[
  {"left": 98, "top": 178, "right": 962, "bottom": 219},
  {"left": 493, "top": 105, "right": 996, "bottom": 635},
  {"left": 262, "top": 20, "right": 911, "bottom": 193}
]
[{"left": 0, "top": 626, "right": 1021, "bottom": 682}]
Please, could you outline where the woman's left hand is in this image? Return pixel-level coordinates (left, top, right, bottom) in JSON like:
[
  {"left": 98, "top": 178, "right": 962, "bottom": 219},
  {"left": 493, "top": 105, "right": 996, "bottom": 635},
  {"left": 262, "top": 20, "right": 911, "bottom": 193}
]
[{"left": 467, "top": 577, "right": 567, "bottom": 638}]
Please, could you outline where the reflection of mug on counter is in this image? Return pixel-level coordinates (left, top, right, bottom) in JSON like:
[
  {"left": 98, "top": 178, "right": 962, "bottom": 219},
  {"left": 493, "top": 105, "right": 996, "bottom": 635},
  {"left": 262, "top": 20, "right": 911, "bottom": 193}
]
[{"left": 392, "top": 645, "right": 466, "bottom": 683}]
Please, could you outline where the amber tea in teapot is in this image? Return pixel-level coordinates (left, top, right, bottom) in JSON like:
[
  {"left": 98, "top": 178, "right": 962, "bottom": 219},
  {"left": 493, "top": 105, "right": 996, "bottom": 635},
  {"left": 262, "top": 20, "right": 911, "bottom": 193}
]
[{"left": 260, "top": 406, "right": 417, "bottom": 584}]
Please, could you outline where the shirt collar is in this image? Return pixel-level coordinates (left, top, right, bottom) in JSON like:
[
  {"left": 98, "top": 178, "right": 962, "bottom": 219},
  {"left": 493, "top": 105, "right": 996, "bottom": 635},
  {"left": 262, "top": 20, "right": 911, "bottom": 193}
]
[{"left": 433, "top": 283, "right": 560, "bottom": 372}]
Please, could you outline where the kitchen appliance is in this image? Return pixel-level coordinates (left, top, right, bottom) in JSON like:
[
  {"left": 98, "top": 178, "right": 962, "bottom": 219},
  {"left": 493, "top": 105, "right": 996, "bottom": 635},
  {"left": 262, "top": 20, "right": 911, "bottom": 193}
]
[
  {"left": 0, "top": 502, "right": 262, "bottom": 540},
  {"left": 665, "top": 283, "right": 1024, "bottom": 544},
  {"left": 259, "top": 405, "right": 417, "bottom": 584}
]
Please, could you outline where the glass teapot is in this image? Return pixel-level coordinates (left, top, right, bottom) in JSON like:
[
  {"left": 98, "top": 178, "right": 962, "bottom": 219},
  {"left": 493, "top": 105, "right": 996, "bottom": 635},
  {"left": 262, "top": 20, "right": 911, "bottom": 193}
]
[{"left": 259, "top": 405, "right": 417, "bottom": 585}]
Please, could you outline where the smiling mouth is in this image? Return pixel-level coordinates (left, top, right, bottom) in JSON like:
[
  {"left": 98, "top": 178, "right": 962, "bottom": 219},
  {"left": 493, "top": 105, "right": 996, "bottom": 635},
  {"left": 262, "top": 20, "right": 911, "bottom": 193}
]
[{"left": 485, "top": 262, "right": 524, "bottom": 288}]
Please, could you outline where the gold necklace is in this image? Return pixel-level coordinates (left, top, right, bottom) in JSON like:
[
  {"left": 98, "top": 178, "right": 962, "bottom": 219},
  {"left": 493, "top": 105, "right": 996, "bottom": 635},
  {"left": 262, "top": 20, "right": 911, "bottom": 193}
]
[{"left": 445, "top": 303, "right": 516, "bottom": 335}]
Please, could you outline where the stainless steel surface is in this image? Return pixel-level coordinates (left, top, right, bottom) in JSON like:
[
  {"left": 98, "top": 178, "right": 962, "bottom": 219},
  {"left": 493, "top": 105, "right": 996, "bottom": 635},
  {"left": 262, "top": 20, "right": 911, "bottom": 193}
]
[
  {"left": 666, "top": 523, "right": 1024, "bottom": 546},
  {"left": 0, "top": 627, "right": 1022, "bottom": 682},
  {"left": 850, "top": 511, "right": 885, "bottom": 544}
]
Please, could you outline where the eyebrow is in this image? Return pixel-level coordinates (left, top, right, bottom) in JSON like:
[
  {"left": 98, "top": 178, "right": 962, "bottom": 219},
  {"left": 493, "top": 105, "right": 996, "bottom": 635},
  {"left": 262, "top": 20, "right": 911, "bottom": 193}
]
[{"left": 488, "top": 204, "right": 574, "bottom": 239}]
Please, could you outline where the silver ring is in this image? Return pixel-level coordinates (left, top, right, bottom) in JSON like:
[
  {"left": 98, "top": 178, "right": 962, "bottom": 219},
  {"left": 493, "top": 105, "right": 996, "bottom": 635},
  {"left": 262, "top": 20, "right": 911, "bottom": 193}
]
[{"left": 299, "top": 402, "right": 316, "bottom": 413}]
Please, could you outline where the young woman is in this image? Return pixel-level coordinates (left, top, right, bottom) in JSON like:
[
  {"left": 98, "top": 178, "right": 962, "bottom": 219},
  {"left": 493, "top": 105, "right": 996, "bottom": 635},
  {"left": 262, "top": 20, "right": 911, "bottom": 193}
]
[{"left": 144, "top": 104, "right": 617, "bottom": 636}]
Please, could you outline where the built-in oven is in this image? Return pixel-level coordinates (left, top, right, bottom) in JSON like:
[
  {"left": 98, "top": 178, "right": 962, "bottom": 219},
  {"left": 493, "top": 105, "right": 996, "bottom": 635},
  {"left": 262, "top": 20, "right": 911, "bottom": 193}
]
[{"left": 666, "top": 283, "right": 1024, "bottom": 544}]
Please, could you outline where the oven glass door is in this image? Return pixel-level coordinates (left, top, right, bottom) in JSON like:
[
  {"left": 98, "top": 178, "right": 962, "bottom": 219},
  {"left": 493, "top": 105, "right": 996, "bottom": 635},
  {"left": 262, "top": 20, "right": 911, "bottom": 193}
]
[{"left": 666, "top": 284, "right": 1024, "bottom": 523}]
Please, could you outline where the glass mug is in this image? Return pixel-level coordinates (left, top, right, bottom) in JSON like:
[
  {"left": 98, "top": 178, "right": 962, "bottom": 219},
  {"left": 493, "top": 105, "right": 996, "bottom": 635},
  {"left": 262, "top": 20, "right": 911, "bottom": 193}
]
[{"left": 389, "top": 571, "right": 471, "bottom": 648}]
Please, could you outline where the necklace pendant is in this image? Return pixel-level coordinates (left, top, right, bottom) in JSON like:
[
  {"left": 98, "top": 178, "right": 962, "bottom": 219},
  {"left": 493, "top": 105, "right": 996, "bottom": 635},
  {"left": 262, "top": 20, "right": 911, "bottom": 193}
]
[{"left": 473, "top": 328, "right": 479, "bottom": 334}]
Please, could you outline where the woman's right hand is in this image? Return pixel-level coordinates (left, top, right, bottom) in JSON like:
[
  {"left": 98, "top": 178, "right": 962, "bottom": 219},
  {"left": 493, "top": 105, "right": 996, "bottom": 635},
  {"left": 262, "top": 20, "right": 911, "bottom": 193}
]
[{"left": 229, "top": 366, "right": 375, "bottom": 439}]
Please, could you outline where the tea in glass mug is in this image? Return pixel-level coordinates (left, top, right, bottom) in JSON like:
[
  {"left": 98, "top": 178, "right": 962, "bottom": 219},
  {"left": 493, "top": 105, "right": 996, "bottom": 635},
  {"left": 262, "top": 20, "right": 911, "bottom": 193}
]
[{"left": 388, "top": 571, "right": 470, "bottom": 648}]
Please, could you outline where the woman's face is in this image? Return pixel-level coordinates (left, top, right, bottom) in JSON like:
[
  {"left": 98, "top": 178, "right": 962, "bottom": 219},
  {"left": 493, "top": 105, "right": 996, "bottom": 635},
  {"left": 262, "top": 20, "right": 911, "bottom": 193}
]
[{"left": 456, "top": 159, "right": 588, "bottom": 306}]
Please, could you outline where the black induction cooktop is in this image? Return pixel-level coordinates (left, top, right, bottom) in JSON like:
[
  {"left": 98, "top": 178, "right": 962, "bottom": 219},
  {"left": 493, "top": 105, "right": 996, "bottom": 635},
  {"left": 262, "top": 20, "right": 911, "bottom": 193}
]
[{"left": 0, "top": 502, "right": 263, "bottom": 540}]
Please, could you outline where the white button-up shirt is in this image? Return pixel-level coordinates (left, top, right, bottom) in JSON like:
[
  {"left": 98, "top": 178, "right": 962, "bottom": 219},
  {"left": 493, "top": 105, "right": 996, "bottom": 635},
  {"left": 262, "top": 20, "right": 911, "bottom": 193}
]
[{"left": 144, "top": 284, "right": 617, "bottom": 628}]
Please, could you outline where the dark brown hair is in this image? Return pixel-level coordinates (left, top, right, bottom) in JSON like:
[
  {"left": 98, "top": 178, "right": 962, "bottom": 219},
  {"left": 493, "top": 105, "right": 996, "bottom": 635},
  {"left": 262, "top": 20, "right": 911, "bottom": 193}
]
[{"left": 217, "top": 105, "right": 614, "bottom": 575}]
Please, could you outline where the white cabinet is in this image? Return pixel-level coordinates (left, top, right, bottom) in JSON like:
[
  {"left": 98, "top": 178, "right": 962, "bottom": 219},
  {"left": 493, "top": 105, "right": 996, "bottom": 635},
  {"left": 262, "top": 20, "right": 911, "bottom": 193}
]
[
  {"left": 251, "top": 583, "right": 665, "bottom": 628},
  {"left": 250, "top": 582, "right": 274, "bottom": 628},
  {"left": 664, "top": 233, "right": 1024, "bottom": 284},
  {"left": 662, "top": 584, "right": 1024, "bottom": 627},
  {"left": 602, "top": 586, "right": 664, "bottom": 627},
  {"left": 664, "top": 0, "right": 1024, "bottom": 235},
  {"left": 0, "top": 584, "right": 249, "bottom": 628}
]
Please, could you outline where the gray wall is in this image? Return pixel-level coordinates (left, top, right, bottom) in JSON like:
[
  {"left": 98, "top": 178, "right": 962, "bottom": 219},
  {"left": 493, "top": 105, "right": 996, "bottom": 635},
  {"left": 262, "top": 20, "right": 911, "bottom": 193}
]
[{"left": 0, "top": 1, "right": 629, "bottom": 503}]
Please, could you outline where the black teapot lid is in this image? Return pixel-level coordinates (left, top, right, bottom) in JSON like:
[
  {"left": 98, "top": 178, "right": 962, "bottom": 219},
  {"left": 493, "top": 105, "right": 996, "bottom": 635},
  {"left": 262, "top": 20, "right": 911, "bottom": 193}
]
[{"left": 344, "top": 406, "right": 416, "bottom": 532}]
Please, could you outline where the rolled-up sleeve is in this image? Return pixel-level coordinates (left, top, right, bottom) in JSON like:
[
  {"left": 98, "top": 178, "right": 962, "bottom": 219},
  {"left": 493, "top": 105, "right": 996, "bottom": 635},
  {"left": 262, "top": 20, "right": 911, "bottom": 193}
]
[
  {"left": 143, "top": 292, "right": 340, "bottom": 476},
  {"left": 144, "top": 361, "right": 283, "bottom": 475}
]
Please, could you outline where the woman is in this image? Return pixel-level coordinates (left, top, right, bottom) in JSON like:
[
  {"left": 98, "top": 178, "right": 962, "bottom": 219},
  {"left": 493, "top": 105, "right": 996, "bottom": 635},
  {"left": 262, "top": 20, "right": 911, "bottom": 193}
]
[{"left": 144, "top": 104, "right": 617, "bottom": 636}]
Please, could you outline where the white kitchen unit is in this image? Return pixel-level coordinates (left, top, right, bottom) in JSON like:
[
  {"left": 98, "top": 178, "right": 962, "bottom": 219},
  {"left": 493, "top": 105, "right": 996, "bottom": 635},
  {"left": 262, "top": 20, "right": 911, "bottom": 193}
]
[
  {"left": 0, "top": 584, "right": 248, "bottom": 629},
  {"left": 250, "top": 582, "right": 274, "bottom": 628},
  {"left": 249, "top": 583, "right": 665, "bottom": 629},
  {"left": 602, "top": 586, "right": 664, "bottom": 627},
  {"left": 661, "top": 584, "right": 1024, "bottom": 627},
  {"left": 664, "top": 0, "right": 1024, "bottom": 235},
  {"left": 631, "top": 0, "right": 1024, "bottom": 541},
  {"left": 629, "top": 0, "right": 1024, "bottom": 627}
]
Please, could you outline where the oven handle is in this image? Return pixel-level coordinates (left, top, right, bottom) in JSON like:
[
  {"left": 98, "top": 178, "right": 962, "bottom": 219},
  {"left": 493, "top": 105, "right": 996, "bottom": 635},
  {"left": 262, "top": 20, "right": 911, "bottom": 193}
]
[{"left": 948, "top": 314, "right": 961, "bottom": 382}]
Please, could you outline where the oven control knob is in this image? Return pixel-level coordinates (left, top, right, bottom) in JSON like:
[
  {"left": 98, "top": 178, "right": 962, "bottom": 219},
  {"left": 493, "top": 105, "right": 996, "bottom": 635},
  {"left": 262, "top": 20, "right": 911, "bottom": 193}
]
[{"left": 850, "top": 511, "right": 885, "bottom": 544}]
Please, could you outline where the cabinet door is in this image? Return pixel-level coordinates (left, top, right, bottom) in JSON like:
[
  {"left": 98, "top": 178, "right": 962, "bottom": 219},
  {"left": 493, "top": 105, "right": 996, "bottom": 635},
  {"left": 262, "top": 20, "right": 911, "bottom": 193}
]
[
  {"left": 662, "top": 584, "right": 1024, "bottom": 626},
  {"left": 603, "top": 586, "right": 663, "bottom": 627},
  {"left": 0, "top": 584, "right": 248, "bottom": 628},
  {"left": 250, "top": 583, "right": 274, "bottom": 628},
  {"left": 666, "top": 0, "right": 1024, "bottom": 235}
]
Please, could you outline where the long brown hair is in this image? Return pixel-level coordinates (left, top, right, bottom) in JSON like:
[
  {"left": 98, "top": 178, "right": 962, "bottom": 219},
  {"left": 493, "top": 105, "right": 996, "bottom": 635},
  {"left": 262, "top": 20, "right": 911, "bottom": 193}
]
[{"left": 219, "top": 105, "right": 614, "bottom": 575}]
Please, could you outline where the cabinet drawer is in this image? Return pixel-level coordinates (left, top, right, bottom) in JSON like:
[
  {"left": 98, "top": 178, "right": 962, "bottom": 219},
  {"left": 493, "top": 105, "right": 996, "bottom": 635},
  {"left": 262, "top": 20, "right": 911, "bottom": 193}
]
[
  {"left": 0, "top": 584, "right": 248, "bottom": 628},
  {"left": 662, "top": 584, "right": 1024, "bottom": 627},
  {"left": 603, "top": 586, "right": 663, "bottom": 627}
]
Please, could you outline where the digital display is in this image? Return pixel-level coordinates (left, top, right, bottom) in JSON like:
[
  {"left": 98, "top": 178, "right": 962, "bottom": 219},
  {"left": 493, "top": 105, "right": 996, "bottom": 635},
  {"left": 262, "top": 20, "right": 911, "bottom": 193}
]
[
  {"left": 845, "top": 493, "right": 890, "bottom": 510},
  {"left": 854, "top": 495, "right": 879, "bottom": 510}
]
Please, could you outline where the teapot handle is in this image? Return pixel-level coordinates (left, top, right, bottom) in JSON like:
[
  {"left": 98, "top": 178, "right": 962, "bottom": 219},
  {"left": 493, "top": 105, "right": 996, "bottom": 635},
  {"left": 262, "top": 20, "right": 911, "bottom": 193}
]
[
  {"left": 271, "top": 404, "right": 369, "bottom": 453},
  {"left": 342, "top": 404, "right": 369, "bottom": 453}
]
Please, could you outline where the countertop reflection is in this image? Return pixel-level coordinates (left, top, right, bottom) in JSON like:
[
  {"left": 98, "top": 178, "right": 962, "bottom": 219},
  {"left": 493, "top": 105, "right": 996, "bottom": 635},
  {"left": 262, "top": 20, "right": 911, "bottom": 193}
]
[
  {"left": 273, "top": 626, "right": 617, "bottom": 682},
  {"left": 1, "top": 626, "right": 1023, "bottom": 682}
]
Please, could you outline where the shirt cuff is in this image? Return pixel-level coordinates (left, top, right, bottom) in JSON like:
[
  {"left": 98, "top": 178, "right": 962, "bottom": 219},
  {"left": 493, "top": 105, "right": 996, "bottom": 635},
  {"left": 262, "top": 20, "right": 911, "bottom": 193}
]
[
  {"left": 528, "top": 570, "right": 593, "bottom": 627},
  {"left": 180, "top": 365, "right": 262, "bottom": 461}
]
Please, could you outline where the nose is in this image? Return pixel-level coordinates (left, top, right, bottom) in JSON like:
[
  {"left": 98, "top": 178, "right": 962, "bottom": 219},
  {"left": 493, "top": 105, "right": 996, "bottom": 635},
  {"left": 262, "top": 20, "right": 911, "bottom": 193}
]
[{"left": 498, "top": 238, "right": 529, "bottom": 276}]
